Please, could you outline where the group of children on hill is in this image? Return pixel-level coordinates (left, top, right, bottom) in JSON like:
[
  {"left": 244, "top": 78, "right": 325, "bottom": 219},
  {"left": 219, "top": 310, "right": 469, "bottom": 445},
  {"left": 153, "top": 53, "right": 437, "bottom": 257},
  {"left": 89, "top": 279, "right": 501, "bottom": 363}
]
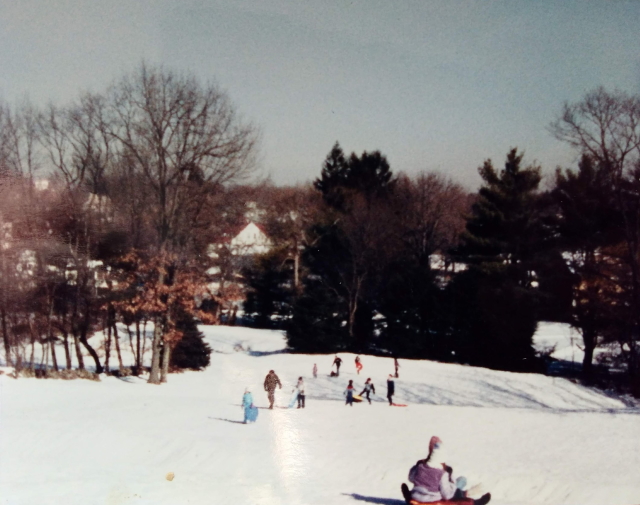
[
  {"left": 343, "top": 375, "right": 395, "bottom": 406},
  {"left": 242, "top": 355, "right": 399, "bottom": 420},
  {"left": 241, "top": 369, "right": 306, "bottom": 423},
  {"left": 239, "top": 359, "right": 490, "bottom": 504}
]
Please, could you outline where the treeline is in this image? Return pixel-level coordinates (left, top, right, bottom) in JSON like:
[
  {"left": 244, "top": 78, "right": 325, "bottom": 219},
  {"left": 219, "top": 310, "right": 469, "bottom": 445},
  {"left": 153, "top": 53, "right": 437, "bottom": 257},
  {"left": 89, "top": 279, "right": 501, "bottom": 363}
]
[
  {"left": 244, "top": 88, "right": 640, "bottom": 396},
  {"left": 1, "top": 66, "right": 639, "bottom": 395},
  {"left": 0, "top": 63, "right": 259, "bottom": 383}
]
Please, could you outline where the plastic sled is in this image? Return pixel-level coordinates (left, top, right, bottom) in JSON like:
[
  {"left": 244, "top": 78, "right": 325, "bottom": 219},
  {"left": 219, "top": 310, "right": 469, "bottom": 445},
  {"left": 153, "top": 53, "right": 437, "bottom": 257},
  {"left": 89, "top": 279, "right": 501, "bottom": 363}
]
[
  {"left": 288, "top": 391, "right": 299, "bottom": 408},
  {"left": 408, "top": 500, "right": 474, "bottom": 505},
  {"left": 245, "top": 405, "right": 259, "bottom": 422},
  {"left": 352, "top": 394, "right": 363, "bottom": 402}
]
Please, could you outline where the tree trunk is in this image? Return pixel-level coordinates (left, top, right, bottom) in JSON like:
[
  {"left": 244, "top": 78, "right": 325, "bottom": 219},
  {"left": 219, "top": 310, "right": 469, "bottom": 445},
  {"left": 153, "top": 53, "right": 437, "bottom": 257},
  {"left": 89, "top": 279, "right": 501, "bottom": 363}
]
[
  {"left": 582, "top": 326, "right": 597, "bottom": 379},
  {"left": 148, "top": 317, "right": 163, "bottom": 384},
  {"left": 72, "top": 330, "right": 85, "bottom": 370},
  {"left": 112, "top": 319, "right": 124, "bottom": 374},
  {"left": 47, "top": 293, "right": 58, "bottom": 372},
  {"left": 135, "top": 320, "right": 142, "bottom": 371},
  {"left": 29, "top": 323, "right": 36, "bottom": 370},
  {"left": 160, "top": 341, "right": 171, "bottom": 383},
  {"left": 141, "top": 319, "right": 148, "bottom": 370},
  {"left": 294, "top": 246, "right": 300, "bottom": 292},
  {"left": 1, "top": 307, "right": 11, "bottom": 367},
  {"left": 79, "top": 315, "right": 103, "bottom": 373},
  {"left": 50, "top": 338, "right": 59, "bottom": 372},
  {"left": 62, "top": 331, "right": 72, "bottom": 369},
  {"left": 126, "top": 324, "right": 136, "bottom": 367},
  {"left": 104, "top": 320, "right": 111, "bottom": 373}
]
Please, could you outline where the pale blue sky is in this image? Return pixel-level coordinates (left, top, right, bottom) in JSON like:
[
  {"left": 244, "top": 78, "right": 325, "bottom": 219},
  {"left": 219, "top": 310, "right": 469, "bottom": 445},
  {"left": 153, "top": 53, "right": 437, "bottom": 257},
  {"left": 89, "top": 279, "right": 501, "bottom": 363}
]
[{"left": 1, "top": 1, "right": 639, "bottom": 188}]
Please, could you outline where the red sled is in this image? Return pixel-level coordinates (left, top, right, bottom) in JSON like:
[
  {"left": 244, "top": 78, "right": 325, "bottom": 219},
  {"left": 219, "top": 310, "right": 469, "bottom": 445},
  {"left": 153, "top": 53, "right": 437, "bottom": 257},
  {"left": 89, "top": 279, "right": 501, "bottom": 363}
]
[
  {"left": 408, "top": 500, "right": 474, "bottom": 505},
  {"left": 392, "top": 403, "right": 408, "bottom": 407}
]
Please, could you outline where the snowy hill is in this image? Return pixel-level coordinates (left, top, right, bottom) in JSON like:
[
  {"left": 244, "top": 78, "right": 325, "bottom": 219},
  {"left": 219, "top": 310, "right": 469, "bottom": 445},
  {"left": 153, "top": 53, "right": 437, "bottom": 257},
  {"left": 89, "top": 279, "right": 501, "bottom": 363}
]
[{"left": 1, "top": 324, "right": 639, "bottom": 505}]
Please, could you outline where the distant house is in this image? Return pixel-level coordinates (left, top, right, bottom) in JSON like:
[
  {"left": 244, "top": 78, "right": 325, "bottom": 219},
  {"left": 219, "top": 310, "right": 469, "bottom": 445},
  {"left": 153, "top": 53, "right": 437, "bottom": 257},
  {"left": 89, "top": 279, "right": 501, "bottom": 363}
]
[
  {"left": 205, "top": 222, "right": 273, "bottom": 319},
  {"left": 207, "top": 222, "right": 272, "bottom": 258},
  {"left": 229, "top": 222, "right": 272, "bottom": 256}
]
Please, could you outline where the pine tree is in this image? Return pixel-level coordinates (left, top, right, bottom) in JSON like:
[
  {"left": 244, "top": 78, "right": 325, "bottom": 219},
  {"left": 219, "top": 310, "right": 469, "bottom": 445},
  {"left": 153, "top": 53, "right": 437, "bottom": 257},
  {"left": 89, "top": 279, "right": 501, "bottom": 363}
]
[
  {"left": 461, "top": 148, "right": 542, "bottom": 286},
  {"left": 243, "top": 250, "right": 294, "bottom": 329},
  {"left": 454, "top": 148, "right": 543, "bottom": 371},
  {"left": 314, "top": 142, "right": 349, "bottom": 210},
  {"left": 169, "top": 313, "right": 211, "bottom": 370}
]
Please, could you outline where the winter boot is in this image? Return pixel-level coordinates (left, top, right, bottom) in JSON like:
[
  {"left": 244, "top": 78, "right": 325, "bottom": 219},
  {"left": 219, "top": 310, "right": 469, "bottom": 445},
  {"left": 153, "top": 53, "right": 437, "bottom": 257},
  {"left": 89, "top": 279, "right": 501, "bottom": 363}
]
[
  {"left": 474, "top": 493, "right": 491, "bottom": 505},
  {"left": 400, "top": 483, "right": 412, "bottom": 504}
]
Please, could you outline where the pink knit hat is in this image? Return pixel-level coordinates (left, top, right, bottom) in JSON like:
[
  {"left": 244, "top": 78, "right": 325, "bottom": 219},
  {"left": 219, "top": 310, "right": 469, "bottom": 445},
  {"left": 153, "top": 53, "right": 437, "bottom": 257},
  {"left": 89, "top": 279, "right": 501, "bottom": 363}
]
[{"left": 429, "top": 436, "right": 442, "bottom": 453}]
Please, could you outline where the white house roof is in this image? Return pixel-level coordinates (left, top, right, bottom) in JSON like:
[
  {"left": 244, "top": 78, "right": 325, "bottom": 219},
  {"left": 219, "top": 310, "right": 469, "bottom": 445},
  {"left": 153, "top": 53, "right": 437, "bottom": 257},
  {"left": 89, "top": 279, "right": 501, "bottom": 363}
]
[{"left": 229, "top": 222, "right": 272, "bottom": 255}]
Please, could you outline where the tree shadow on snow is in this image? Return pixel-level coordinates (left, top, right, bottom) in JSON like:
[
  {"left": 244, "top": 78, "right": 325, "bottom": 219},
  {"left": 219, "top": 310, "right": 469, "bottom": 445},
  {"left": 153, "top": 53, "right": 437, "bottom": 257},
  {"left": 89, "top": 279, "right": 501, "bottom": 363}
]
[
  {"left": 209, "top": 417, "right": 246, "bottom": 425},
  {"left": 246, "top": 349, "right": 288, "bottom": 357},
  {"left": 343, "top": 493, "right": 405, "bottom": 504}
]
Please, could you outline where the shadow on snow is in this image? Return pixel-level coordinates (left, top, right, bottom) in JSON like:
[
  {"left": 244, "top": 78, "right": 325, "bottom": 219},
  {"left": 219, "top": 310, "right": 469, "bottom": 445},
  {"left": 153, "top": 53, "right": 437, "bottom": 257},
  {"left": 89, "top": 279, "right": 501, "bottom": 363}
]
[{"left": 343, "top": 493, "right": 405, "bottom": 504}]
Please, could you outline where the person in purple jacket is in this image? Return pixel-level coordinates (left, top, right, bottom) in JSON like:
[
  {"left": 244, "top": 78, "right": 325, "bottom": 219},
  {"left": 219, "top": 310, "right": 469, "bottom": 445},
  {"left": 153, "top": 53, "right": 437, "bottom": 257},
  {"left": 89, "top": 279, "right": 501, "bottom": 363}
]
[{"left": 401, "top": 436, "right": 491, "bottom": 505}]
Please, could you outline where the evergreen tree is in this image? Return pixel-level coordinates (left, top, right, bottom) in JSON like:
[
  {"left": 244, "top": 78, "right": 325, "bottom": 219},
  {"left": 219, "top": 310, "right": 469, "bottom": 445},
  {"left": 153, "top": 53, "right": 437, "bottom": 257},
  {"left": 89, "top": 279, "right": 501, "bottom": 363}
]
[
  {"left": 444, "top": 268, "right": 539, "bottom": 371},
  {"left": 314, "top": 142, "right": 395, "bottom": 211},
  {"left": 169, "top": 313, "right": 212, "bottom": 370},
  {"left": 314, "top": 142, "right": 349, "bottom": 210},
  {"left": 454, "top": 148, "right": 543, "bottom": 371},
  {"left": 378, "top": 257, "right": 445, "bottom": 359},
  {"left": 286, "top": 276, "right": 349, "bottom": 353},
  {"left": 346, "top": 150, "right": 394, "bottom": 198},
  {"left": 461, "top": 148, "right": 542, "bottom": 286},
  {"left": 243, "top": 250, "right": 294, "bottom": 329},
  {"left": 292, "top": 144, "right": 398, "bottom": 353}
]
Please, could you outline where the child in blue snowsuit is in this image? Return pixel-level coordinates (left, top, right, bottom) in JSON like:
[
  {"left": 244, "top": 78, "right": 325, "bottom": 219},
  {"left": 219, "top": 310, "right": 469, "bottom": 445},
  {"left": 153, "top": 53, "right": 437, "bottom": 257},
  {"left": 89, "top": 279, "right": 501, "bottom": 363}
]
[{"left": 242, "top": 388, "right": 256, "bottom": 424}]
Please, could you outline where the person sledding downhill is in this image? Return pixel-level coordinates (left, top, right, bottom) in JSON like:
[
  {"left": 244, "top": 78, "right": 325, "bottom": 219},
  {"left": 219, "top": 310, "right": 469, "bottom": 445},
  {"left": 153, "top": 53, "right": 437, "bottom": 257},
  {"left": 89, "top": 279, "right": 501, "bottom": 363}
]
[{"left": 401, "top": 436, "right": 491, "bottom": 505}]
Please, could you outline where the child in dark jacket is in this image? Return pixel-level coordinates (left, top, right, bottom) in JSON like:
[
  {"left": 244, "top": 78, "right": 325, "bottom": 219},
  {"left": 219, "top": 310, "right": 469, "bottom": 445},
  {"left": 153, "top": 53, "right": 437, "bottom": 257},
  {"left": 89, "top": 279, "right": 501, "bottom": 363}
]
[{"left": 387, "top": 374, "right": 395, "bottom": 405}]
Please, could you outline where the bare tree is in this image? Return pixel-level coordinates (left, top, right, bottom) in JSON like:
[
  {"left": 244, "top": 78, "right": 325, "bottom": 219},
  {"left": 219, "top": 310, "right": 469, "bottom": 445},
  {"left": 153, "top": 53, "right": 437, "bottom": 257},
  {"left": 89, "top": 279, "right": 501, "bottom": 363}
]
[
  {"left": 551, "top": 87, "right": 640, "bottom": 392},
  {"left": 262, "top": 184, "right": 323, "bottom": 291},
  {"left": 105, "top": 63, "right": 258, "bottom": 383},
  {"left": 38, "top": 95, "right": 115, "bottom": 374},
  {"left": 394, "top": 172, "right": 468, "bottom": 267}
]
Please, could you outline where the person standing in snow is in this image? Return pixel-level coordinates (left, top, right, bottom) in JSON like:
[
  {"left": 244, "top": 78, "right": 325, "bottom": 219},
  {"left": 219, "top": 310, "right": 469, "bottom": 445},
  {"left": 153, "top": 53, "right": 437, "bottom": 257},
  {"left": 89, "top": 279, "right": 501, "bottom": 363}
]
[
  {"left": 332, "top": 356, "right": 342, "bottom": 376},
  {"left": 359, "top": 378, "right": 376, "bottom": 404},
  {"left": 241, "top": 388, "right": 255, "bottom": 424},
  {"left": 264, "top": 370, "right": 282, "bottom": 409},
  {"left": 386, "top": 374, "right": 395, "bottom": 405},
  {"left": 400, "top": 436, "right": 491, "bottom": 505},
  {"left": 344, "top": 379, "right": 355, "bottom": 406},
  {"left": 313, "top": 363, "right": 318, "bottom": 378},
  {"left": 394, "top": 356, "right": 400, "bottom": 378},
  {"left": 355, "top": 355, "right": 363, "bottom": 374},
  {"left": 296, "top": 377, "right": 306, "bottom": 408}
]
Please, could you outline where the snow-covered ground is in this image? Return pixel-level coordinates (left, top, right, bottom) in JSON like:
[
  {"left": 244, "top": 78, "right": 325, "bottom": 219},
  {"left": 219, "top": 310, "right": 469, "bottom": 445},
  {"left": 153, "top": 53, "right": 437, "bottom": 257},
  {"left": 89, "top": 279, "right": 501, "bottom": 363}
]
[{"left": 1, "top": 323, "right": 639, "bottom": 505}]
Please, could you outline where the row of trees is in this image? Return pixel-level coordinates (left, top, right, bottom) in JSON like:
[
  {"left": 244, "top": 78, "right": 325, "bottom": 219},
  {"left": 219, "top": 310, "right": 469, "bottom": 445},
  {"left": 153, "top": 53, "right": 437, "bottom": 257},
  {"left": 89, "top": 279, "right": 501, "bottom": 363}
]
[
  {"left": 0, "top": 63, "right": 257, "bottom": 383},
  {"left": 244, "top": 88, "right": 640, "bottom": 395},
  {"left": 1, "top": 66, "right": 638, "bottom": 394}
]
